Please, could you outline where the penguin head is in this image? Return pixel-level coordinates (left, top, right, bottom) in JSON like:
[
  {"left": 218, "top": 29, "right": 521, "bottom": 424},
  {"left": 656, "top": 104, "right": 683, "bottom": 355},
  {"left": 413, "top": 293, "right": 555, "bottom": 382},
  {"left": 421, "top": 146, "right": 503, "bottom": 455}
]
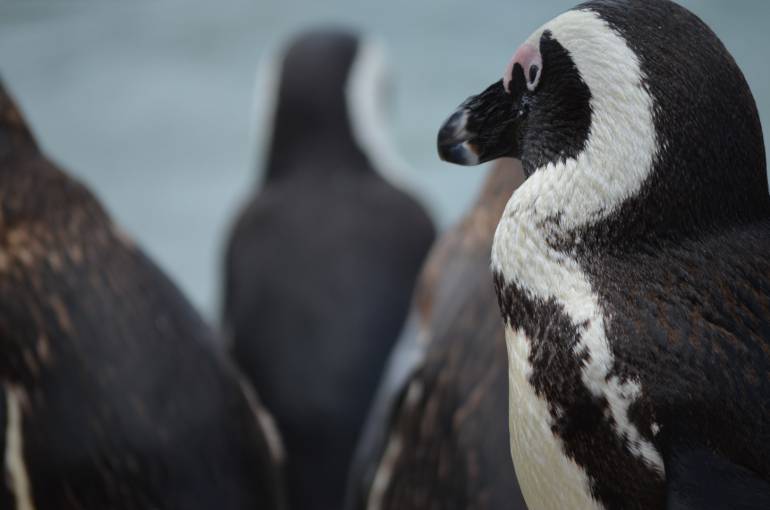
[
  {"left": 261, "top": 28, "right": 402, "bottom": 180},
  {"left": 272, "top": 29, "right": 362, "bottom": 143},
  {"left": 439, "top": 0, "right": 769, "bottom": 236},
  {"left": 437, "top": 22, "right": 590, "bottom": 171}
]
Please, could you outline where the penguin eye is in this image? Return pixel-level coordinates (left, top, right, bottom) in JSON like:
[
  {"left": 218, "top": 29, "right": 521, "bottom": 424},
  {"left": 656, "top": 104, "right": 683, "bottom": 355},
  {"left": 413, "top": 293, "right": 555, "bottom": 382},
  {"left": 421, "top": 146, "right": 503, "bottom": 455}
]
[
  {"left": 528, "top": 65, "right": 541, "bottom": 90},
  {"left": 504, "top": 42, "right": 543, "bottom": 94}
]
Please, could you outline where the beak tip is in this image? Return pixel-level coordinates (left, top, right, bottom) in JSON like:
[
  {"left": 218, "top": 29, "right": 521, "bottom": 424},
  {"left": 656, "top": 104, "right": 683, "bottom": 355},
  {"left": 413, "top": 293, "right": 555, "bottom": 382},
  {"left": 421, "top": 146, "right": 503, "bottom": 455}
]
[
  {"left": 437, "top": 109, "right": 481, "bottom": 166},
  {"left": 437, "top": 142, "right": 479, "bottom": 166}
]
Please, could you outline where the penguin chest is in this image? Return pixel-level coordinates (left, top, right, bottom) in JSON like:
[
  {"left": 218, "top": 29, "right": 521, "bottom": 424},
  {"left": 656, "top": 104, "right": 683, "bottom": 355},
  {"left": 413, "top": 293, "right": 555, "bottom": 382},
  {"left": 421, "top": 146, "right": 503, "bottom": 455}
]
[
  {"left": 493, "top": 208, "right": 666, "bottom": 508},
  {"left": 505, "top": 325, "right": 603, "bottom": 510}
]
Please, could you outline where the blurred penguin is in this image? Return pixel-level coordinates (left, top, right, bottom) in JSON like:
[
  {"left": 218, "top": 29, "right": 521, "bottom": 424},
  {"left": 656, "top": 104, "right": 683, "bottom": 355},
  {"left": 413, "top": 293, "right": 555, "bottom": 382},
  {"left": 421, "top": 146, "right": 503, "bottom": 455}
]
[
  {"left": 0, "top": 80, "right": 285, "bottom": 508},
  {"left": 346, "top": 158, "right": 527, "bottom": 510},
  {"left": 223, "top": 29, "right": 435, "bottom": 510}
]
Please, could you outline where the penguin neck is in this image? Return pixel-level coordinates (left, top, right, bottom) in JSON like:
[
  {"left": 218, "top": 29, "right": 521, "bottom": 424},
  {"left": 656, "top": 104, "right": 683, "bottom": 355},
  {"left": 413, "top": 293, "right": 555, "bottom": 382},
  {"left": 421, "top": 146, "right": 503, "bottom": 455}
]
[
  {"left": 507, "top": 147, "right": 770, "bottom": 257},
  {"left": 0, "top": 88, "right": 39, "bottom": 162},
  {"left": 507, "top": 140, "right": 655, "bottom": 254},
  {"left": 263, "top": 112, "right": 373, "bottom": 183},
  {"left": 510, "top": 56, "right": 770, "bottom": 254}
]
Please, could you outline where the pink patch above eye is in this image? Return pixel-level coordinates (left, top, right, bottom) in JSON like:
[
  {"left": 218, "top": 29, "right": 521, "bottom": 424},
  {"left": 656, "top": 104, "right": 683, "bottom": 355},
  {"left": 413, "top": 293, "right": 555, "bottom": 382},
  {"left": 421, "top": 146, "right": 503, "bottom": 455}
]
[{"left": 503, "top": 42, "right": 543, "bottom": 94}]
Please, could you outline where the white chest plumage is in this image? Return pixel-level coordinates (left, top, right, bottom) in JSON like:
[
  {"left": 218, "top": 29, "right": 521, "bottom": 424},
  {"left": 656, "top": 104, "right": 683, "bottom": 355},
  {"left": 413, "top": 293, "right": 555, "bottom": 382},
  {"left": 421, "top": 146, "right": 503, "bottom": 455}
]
[
  {"left": 490, "top": 9, "right": 667, "bottom": 510},
  {"left": 494, "top": 211, "right": 611, "bottom": 510},
  {"left": 495, "top": 194, "right": 665, "bottom": 510},
  {"left": 505, "top": 324, "right": 603, "bottom": 510}
]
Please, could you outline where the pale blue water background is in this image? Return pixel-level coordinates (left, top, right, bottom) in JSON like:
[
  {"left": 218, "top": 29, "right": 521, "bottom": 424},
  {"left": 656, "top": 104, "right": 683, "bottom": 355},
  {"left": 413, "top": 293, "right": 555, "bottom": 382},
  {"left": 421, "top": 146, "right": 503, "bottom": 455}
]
[{"left": 0, "top": 0, "right": 768, "bottom": 318}]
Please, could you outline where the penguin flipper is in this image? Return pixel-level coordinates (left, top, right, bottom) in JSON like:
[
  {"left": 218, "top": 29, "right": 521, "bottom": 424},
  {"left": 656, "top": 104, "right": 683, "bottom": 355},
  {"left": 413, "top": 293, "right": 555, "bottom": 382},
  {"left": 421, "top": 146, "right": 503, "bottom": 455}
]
[
  {"left": 666, "top": 445, "right": 770, "bottom": 510},
  {"left": 343, "top": 311, "right": 427, "bottom": 510}
]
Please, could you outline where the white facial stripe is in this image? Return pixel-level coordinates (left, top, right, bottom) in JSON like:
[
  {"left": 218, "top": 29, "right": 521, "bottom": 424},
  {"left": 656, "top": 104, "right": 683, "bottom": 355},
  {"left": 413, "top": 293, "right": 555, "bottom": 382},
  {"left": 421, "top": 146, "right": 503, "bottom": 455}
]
[
  {"left": 249, "top": 44, "right": 283, "bottom": 183},
  {"left": 517, "top": 8, "right": 658, "bottom": 229},
  {"left": 492, "top": 9, "right": 664, "bottom": 502},
  {"left": 346, "top": 38, "right": 411, "bottom": 190}
]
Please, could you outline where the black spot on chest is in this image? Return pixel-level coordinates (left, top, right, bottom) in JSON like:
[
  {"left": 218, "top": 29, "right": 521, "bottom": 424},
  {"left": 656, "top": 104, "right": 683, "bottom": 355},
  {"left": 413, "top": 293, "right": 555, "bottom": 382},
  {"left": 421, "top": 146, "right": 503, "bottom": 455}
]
[{"left": 493, "top": 271, "right": 664, "bottom": 509}]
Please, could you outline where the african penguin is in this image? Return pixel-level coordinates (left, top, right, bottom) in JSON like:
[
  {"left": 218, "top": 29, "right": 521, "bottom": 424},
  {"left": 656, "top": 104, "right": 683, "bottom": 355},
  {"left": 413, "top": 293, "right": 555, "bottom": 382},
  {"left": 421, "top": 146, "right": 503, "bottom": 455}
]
[
  {"left": 438, "top": 1, "right": 770, "bottom": 509},
  {"left": 223, "top": 29, "right": 435, "bottom": 510},
  {"left": 0, "top": 80, "right": 286, "bottom": 509},
  {"left": 344, "top": 158, "right": 527, "bottom": 510}
]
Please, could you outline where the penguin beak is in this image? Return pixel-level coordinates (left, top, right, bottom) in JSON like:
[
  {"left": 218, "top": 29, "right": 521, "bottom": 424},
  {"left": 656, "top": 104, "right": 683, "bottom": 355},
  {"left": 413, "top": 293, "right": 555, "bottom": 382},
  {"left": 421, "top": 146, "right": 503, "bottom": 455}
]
[{"left": 437, "top": 80, "right": 519, "bottom": 166}]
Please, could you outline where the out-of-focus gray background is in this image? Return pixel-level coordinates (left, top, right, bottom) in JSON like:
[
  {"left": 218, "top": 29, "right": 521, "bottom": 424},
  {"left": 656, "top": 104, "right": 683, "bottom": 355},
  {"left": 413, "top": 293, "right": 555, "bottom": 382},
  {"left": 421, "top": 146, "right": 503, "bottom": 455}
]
[{"left": 1, "top": 0, "right": 767, "bottom": 318}]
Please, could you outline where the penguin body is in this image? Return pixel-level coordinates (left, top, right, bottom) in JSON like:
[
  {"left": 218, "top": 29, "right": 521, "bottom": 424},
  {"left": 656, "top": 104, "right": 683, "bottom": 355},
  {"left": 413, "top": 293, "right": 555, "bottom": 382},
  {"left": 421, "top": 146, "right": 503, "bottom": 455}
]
[
  {"left": 0, "top": 82, "right": 285, "bottom": 509},
  {"left": 346, "top": 158, "right": 527, "bottom": 510},
  {"left": 224, "top": 30, "right": 435, "bottom": 510},
  {"left": 438, "top": 1, "right": 770, "bottom": 508}
]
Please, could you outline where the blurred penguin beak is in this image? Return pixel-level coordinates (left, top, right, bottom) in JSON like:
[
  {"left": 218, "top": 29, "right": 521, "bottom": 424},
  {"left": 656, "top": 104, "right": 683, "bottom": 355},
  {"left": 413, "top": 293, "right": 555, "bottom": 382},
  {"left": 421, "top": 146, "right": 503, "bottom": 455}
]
[{"left": 437, "top": 80, "right": 519, "bottom": 166}]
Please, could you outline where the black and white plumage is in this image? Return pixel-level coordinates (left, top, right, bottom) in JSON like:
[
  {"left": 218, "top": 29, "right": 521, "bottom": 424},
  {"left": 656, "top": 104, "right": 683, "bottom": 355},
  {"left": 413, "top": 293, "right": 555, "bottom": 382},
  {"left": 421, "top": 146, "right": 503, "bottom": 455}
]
[
  {"left": 438, "top": 1, "right": 770, "bottom": 509},
  {"left": 345, "top": 158, "right": 527, "bottom": 510},
  {"left": 0, "top": 80, "right": 285, "bottom": 509},
  {"left": 223, "top": 30, "right": 435, "bottom": 510}
]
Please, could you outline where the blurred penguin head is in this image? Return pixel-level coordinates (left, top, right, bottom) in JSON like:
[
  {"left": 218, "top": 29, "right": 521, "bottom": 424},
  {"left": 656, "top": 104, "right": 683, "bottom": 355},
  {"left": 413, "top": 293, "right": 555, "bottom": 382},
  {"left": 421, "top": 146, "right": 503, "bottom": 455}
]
[
  {"left": 273, "top": 28, "right": 394, "bottom": 144},
  {"left": 253, "top": 27, "right": 409, "bottom": 182}
]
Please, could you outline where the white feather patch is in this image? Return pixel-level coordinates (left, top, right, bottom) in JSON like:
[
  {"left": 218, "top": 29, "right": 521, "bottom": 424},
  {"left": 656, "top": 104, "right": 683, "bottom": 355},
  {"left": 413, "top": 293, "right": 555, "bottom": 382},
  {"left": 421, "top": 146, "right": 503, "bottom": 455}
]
[
  {"left": 366, "top": 381, "right": 424, "bottom": 510},
  {"left": 4, "top": 384, "right": 35, "bottom": 510},
  {"left": 346, "top": 38, "right": 412, "bottom": 190},
  {"left": 249, "top": 43, "right": 283, "bottom": 184},
  {"left": 238, "top": 378, "right": 286, "bottom": 465}
]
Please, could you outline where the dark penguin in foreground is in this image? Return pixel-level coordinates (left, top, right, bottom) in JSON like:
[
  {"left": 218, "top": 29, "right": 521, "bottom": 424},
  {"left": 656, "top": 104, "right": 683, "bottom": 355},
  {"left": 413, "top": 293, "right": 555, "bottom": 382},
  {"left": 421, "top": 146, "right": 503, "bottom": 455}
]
[
  {"left": 0, "top": 81, "right": 286, "bottom": 508},
  {"left": 223, "top": 30, "right": 435, "bottom": 510},
  {"left": 345, "top": 158, "right": 527, "bottom": 510},
  {"left": 438, "top": 0, "right": 770, "bottom": 509}
]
